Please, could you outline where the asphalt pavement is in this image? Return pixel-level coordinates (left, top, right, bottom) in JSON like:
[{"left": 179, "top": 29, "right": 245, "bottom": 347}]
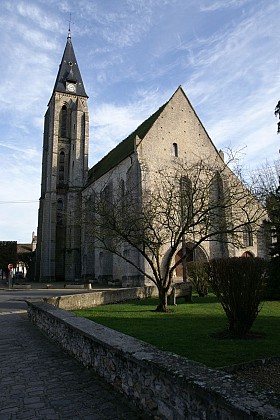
[
  {"left": 0, "top": 281, "right": 109, "bottom": 313},
  {"left": 0, "top": 283, "right": 146, "bottom": 419}
]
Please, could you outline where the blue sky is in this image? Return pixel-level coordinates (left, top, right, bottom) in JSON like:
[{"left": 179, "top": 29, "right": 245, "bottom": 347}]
[{"left": 0, "top": 0, "right": 279, "bottom": 243}]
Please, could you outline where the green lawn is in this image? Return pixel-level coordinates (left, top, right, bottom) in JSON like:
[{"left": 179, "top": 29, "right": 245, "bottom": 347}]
[{"left": 73, "top": 296, "right": 280, "bottom": 368}]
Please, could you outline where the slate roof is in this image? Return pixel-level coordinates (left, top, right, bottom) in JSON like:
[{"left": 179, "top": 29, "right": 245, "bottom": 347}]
[
  {"left": 17, "top": 244, "right": 32, "bottom": 254},
  {"left": 88, "top": 101, "right": 168, "bottom": 183},
  {"left": 52, "top": 31, "right": 87, "bottom": 98}
]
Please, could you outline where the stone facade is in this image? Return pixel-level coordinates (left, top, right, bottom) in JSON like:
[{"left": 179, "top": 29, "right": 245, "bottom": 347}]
[
  {"left": 36, "top": 34, "right": 268, "bottom": 284},
  {"left": 36, "top": 33, "right": 89, "bottom": 282},
  {"left": 82, "top": 87, "right": 268, "bottom": 285}
]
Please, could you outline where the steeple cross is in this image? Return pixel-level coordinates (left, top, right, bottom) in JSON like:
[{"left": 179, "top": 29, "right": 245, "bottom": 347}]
[
  {"left": 68, "top": 12, "right": 72, "bottom": 32},
  {"left": 68, "top": 13, "right": 73, "bottom": 39}
]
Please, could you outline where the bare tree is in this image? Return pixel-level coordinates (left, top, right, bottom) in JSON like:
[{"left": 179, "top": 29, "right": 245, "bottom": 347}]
[
  {"left": 252, "top": 160, "right": 280, "bottom": 203},
  {"left": 83, "top": 154, "right": 266, "bottom": 312},
  {"left": 275, "top": 100, "right": 280, "bottom": 134}
]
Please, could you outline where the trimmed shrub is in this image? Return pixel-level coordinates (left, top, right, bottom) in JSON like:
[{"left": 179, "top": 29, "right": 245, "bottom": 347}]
[
  {"left": 208, "top": 257, "right": 268, "bottom": 338},
  {"left": 187, "top": 261, "right": 209, "bottom": 297}
]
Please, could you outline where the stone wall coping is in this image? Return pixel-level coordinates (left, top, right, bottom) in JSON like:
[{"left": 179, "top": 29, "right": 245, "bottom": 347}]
[
  {"left": 43, "top": 286, "right": 159, "bottom": 310},
  {"left": 28, "top": 300, "right": 280, "bottom": 419}
]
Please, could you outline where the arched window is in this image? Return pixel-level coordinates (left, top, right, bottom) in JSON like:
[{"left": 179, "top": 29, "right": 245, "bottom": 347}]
[
  {"left": 215, "top": 172, "right": 224, "bottom": 201},
  {"left": 180, "top": 176, "right": 193, "bottom": 222},
  {"left": 81, "top": 113, "right": 85, "bottom": 138},
  {"left": 241, "top": 251, "right": 254, "bottom": 258},
  {"left": 58, "top": 151, "right": 65, "bottom": 182},
  {"left": 210, "top": 172, "right": 229, "bottom": 258},
  {"left": 57, "top": 199, "right": 64, "bottom": 225},
  {"left": 120, "top": 179, "right": 125, "bottom": 212},
  {"left": 173, "top": 142, "right": 178, "bottom": 157},
  {"left": 243, "top": 225, "right": 253, "bottom": 247},
  {"left": 99, "top": 252, "right": 103, "bottom": 270},
  {"left": 120, "top": 179, "right": 125, "bottom": 196},
  {"left": 102, "top": 183, "right": 113, "bottom": 206},
  {"left": 60, "top": 105, "right": 67, "bottom": 137}
]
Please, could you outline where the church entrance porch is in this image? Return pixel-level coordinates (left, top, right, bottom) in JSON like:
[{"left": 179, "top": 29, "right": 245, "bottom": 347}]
[{"left": 174, "top": 242, "right": 208, "bottom": 281}]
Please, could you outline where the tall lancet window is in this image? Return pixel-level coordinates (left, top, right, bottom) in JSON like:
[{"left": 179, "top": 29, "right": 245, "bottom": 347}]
[
  {"left": 243, "top": 224, "right": 253, "bottom": 247},
  {"left": 57, "top": 199, "right": 64, "bottom": 225},
  {"left": 58, "top": 151, "right": 65, "bottom": 183},
  {"left": 180, "top": 176, "right": 193, "bottom": 223},
  {"left": 173, "top": 142, "right": 178, "bottom": 157},
  {"left": 81, "top": 113, "right": 85, "bottom": 137},
  {"left": 60, "top": 105, "right": 67, "bottom": 137}
]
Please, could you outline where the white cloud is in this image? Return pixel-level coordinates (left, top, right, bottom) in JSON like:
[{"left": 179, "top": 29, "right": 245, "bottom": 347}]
[
  {"left": 177, "top": 2, "right": 280, "bottom": 171},
  {"left": 200, "top": 0, "right": 251, "bottom": 12},
  {"left": 89, "top": 88, "right": 168, "bottom": 165},
  {"left": 5, "top": 0, "right": 63, "bottom": 33},
  {"left": 0, "top": 0, "right": 279, "bottom": 242},
  {"left": 0, "top": 157, "right": 41, "bottom": 242}
]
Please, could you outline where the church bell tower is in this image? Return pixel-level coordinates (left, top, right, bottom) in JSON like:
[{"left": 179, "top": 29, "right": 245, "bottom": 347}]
[{"left": 36, "top": 31, "right": 89, "bottom": 282}]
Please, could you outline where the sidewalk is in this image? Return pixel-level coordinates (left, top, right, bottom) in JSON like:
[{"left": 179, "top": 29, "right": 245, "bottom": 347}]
[
  {"left": 0, "top": 281, "right": 76, "bottom": 290},
  {"left": 0, "top": 312, "right": 145, "bottom": 419},
  {"left": 0, "top": 281, "right": 109, "bottom": 292}
]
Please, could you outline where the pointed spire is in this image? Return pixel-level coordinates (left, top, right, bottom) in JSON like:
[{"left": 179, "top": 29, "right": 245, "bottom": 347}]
[
  {"left": 68, "top": 13, "right": 72, "bottom": 40},
  {"left": 52, "top": 32, "right": 88, "bottom": 98}
]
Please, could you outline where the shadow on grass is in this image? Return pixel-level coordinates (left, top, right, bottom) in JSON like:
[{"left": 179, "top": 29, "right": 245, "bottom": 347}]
[
  {"left": 88, "top": 314, "right": 279, "bottom": 367},
  {"left": 74, "top": 298, "right": 280, "bottom": 368}
]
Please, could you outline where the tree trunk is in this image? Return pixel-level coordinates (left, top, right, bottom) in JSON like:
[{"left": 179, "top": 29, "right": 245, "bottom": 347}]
[
  {"left": 182, "top": 234, "right": 187, "bottom": 284},
  {"left": 156, "top": 287, "right": 169, "bottom": 312}
]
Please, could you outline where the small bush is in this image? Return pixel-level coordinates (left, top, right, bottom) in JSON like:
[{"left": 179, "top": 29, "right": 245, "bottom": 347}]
[
  {"left": 187, "top": 261, "right": 209, "bottom": 297},
  {"left": 208, "top": 257, "right": 268, "bottom": 338}
]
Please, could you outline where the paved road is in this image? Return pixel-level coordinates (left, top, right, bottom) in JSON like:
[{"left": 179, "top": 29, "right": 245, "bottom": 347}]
[
  {"left": 0, "top": 287, "right": 94, "bottom": 313},
  {"left": 0, "top": 287, "right": 146, "bottom": 419}
]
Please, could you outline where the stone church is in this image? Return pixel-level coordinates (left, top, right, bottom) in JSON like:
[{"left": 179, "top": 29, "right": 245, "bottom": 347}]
[{"left": 35, "top": 33, "right": 268, "bottom": 284}]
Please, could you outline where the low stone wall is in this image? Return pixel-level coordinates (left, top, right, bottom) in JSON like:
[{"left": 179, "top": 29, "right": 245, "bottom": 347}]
[
  {"left": 27, "top": 301, "right": 280, "bottom": 420},
  {"left": 44, "top": 286, "right": 159, "bottom": 310},
  {"left": 13, "top": 284, "right": 32, "bottom": 289}
]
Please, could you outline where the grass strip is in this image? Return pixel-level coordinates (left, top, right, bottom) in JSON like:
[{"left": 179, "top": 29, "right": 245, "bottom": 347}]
[{"left": 73, "top": 296, "right": 280, "bottom": 368}]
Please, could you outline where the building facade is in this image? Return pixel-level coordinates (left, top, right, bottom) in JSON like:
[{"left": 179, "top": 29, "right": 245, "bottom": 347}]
[
  {"left": 36, "top": 34, "right": 268, "bottom": 284},
  {"left": 36, "top": 32, "right": 89, "bottom": 282}
]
